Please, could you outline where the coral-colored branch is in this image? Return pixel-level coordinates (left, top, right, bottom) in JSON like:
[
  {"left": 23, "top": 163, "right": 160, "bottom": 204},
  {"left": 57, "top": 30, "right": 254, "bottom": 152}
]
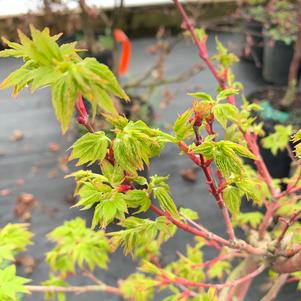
[
  {"left": 191, "top": 252, "right": 244, "bottom": 268},
  {"left": 150, "top": 204, "right": 265, "bottom": 256},
  {"left": 178, "top": 141, "right": 236, "bottom": 240},
  {"left": 244, "top": 131, "right": 278, "bottom": 197},
  {"left": 275, "top": 209, "right": 301, "bottom": 250},
  {"left": 172, "top": 0, "right": 235, "bottom": 105},
  {"left": 26, "top": 285, "right": 121, "bottom": 295},
  {"left": 160, "top": 264, "right": 265, "bottom": 290}
]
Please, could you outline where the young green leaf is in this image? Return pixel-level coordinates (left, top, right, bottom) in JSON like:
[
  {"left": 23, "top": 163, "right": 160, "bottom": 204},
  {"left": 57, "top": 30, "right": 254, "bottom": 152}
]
[
  {"left": 124, "top": 190, "right": 151, "bottom": 214},
  {"left": 216, "top": 88, "right": 239, "bottom": 102},
  {"left": 150, "top": 175, "right": 179, "bottom": 219},
  {"left": 0, "top": 223, "right": 33, "bottom": 264},
  {"left": 180, "top": 208, "right": 199, "bottom": 221},
  {"left": 120, "top": 273, "right": 156, "bottom": 301},
  {"left": 46, "top": 218, "right": 110, "bottom": 274},
  {"left": 262, "top": 125, "right": 293, "bottom": 155},
  {"left": 0, "top": 265, "right": 30, "bottom": 300},
  {"left": 223, "top": 186, "right": 241, "bottom": 216},
  {"left": 187, "top": 92, "right": 213, "bottom": 101},
  {"left": 109, "top": 216, "right": 176, "bottom": 255},
  {"left": 173, "top": 109, "right": 193, "bottom": 141},
  {"left": 92, "top": 193, "right": 127, "bottom": 228},
  {"left": 69, "top": 131, "right": 110, "bottom": 166},
  {"left": 213, "top": 103, "right": 239, "bottom": 128},
  {"left": 100, "top": 160, "right": 124, "bottom": 186}
]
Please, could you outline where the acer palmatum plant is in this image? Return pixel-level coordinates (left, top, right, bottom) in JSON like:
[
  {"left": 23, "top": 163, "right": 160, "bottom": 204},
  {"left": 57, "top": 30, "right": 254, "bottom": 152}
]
[{"left": 0, "top": 2, "right": 301, "bottom": 301}]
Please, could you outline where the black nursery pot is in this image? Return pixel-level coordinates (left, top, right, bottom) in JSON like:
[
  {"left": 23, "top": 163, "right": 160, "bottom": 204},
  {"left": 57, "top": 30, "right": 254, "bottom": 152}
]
[
  {"left": 243, "top": 20, "right": 264, "bottom": 67},
  {"left": 262, "top": 36, "right": 294, "bottom": 85}
]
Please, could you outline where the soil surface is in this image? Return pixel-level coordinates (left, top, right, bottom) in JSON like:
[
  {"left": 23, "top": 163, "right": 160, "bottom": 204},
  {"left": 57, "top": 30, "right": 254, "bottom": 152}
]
[{"left": 0, "top": 32, "right": 300, "bottom": 300}]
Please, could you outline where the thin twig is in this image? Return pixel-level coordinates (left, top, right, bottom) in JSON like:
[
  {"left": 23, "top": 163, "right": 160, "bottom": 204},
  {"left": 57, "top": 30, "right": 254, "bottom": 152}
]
[
  {"left": 161, "top": 265, "right": 266, "bottom": 290},
  {"left": 26, "top": 285, "right": 120, "bottom": 295},
  {"left": 150, "top": 203, "right": 265, "bottom": 256},
  {"left": 260, "top": 274, "right": 289, "bottom": 301}
]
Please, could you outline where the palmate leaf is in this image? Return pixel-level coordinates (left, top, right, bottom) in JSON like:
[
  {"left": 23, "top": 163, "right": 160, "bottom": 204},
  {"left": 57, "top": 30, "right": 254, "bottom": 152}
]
[
  {"left": 223, "top": 186, "right": 241, "bottom": 216},
  {"left": 0, "top": 224, "right": 33, "bottom": 264},
  {"left": 100, "top": 160, "right": 124, "bottom": 186},
  {"left": 69, "top": 131, "right": 110, "bottom": 166},
  {"left": 74, "top": 182, "right": 109, "bottom": 210},
  {"left": 109, "top": 216, "right": 176, "bottom": 255},
  {"left": 0, "top": 26, "right": 129, "bottom": 133},
  {"left": 149, "top": 175, "right": 179, "bottom": 218},
  {"left": 113, "top": 120, "right": 167, "bottom": 174},
  {"left": 173, "top": 109, "right": 194, "bottom": 141},
  {"left": 51, "top": 74, "right": 77, "bottom": 133},
  {"left": 233, "top": 212, "right": 263, "bottom": 228},
  {"left": 120, "top": 273, "right": 156, "bottom": 301},
  {"left": 46, "top": 218, "right": 110, "bottom": 274},
  {"left": 124, "top": 190, "right": 151, "bottom": 214},
  {"left": 92, "top": 193, "right": 128, "bottom": 228},
  {"left": 0, "top": 265, "right": 30, "bottom": 301},
  {"left": 193, "top": 140, "right": 256, "bottom": 177},
  {"left": 262, "top": 125, "right": 293, "bottom": 155},
  {"left": 213, "top": 103, "right": 239, "bottom": 128}
]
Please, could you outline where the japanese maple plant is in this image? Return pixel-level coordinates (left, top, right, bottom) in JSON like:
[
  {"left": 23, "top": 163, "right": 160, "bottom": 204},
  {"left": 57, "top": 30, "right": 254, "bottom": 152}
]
[{"left": 1, "top": 1, "right": 301, "bottom": 301}]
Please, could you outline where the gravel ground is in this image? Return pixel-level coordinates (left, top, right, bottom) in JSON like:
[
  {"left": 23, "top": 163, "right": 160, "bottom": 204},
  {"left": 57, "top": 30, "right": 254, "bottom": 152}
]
[{"left": 0, "top": 31, "right": 299, "bottom": 300}]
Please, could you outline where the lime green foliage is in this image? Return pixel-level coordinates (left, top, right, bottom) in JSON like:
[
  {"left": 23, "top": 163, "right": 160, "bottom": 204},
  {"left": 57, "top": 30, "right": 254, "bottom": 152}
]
[
  {"left": 262, "top": 125, "right": 292, "bottom": 155},
  {"left": 213, "top": 103, "right": 239, "bottom": 129},
  {"left": 113, "top": 119, "right": 169, "bottom": 174},
  {"left": 42, "top": 275, "right": 68, "bottom": 301},
  {"left": 125, "top": 190, "right": 151, "bottom": 214},
  {"left": 120, "top": 273, "right": 157, "bottom": 301},
  {"left": 173, "top": 109, "right": 194, "bottom": 141},
  {"left": 223, "top": 186, "right": 241, "bottom": 216},
  {"left": 208, "top": 260, "right": 231, "bottom": 279},
  {"left": 0, "top": 224, "right": 33, "bottom": 265},
  {"left": 110, "top": 216, "right": 176, "bottom": 256},
  {"left": 212, "top": 38, "right": 239, "bottom": 86},
  {"left": 166, "top": 239, "right": 206, "bottom": 283},
  {"left": 188, "top": 92, "right": 213, "bottom": 101},
  {"left": 0, "top": 265, "right": 30, "bottom": 301},
  {"left": 0, "top": 26, "right": 128, "bottom": 133},
  {"left": 233, "top": 212, "right": 264, "bottom": 229},
  {"left": 149, "top": 175, "right": 179, "bottom": 218},
  {"left": 179, "top": 208, "right": 199, "bottom": 221},
  {"left": 192, "top": 140, "right": 256, "bottom": 177},
  {"left": 46, "top": 218, "right": 110, "bottom": 274},
  {"left": 69, "top": 131, "right": 110, "bottom": 166}
]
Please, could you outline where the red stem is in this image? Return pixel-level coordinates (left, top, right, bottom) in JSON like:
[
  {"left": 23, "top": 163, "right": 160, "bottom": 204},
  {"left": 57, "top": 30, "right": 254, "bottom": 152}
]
[
  {"left": 178, "top": 141, "right": 236, "bottom": 240},
  {"left": 150, "top": 204, "right": 265, "bottom": 256},
  {"left": 160, "top": 264, "right": 265, "bottom": 290},
  {"left": 172, "top": 0, "right": 235, "bottom": 105}
]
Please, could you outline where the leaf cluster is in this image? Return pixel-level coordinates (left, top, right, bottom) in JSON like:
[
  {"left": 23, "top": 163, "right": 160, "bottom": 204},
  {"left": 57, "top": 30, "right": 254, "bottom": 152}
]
[
  {"left": 0, "top": 26, "right": 128, "bottom": 133},
  {"left": 46, "top": 218, "right": 110, "bottom": 275},
  {"left": 0, "top": 223, "right": 33, "bottom": 265}
]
